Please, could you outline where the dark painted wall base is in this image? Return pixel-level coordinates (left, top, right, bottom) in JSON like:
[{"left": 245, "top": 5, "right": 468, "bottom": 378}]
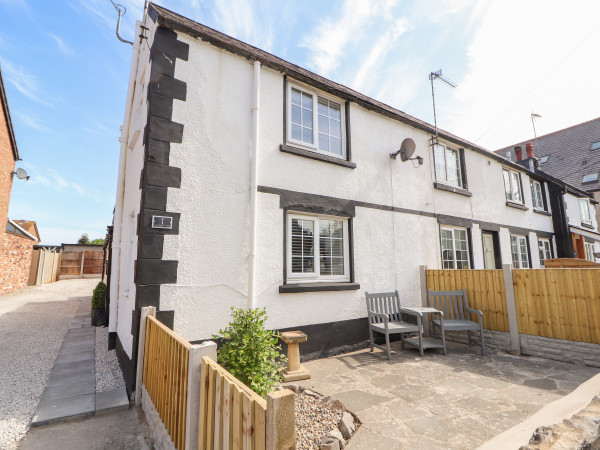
[
  {"left": 108, "top": 331, "right": 116, "bottom": 351},
  {"left": 115, "top": 333, "right": 136, "bottom": 398}
]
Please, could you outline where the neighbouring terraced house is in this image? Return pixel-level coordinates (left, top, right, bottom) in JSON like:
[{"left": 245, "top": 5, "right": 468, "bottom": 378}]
[{"left": 108, "top": 4, "right": 600, "bottom": 392}]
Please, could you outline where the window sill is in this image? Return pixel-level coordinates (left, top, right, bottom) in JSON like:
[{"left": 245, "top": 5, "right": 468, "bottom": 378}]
[
  {"left": 279, "top": 282, "right": 360, "bottom": 293},
  {"left": 533, "top": 209, "right": 551, "bottom": 216},
  {"left": 433, "top": 182, "right": 472, "bottom": 197},
  {"left": 280, "top": 144, "right": 356, "bottom": 169},
  {"left": 581, "top": 222, "right": 595, "bottom": 229},
  {"left": 506, "top": 201, "right": 528, "bottom": 211}
]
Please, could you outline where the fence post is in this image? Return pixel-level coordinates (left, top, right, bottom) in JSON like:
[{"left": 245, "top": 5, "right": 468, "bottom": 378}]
[
  {"left": 419, "top": 265, "right": 428, "bottom": 307},
  {"left": 135, "top": 306, "right": 156, "bottom": 405},
  {"left": 186, "top": 341, "right": 217, "bottom": 450},
  {"left": 502, "top": 264, "right": 521, "bottom": 355},
  {"left": 266, "top": 389, "right": 296, "bottom": 450}
]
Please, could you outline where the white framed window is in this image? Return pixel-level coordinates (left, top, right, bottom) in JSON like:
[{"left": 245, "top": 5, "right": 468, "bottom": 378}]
[
  {"left": 584, "top": 242, "right": 596, "bottom": 261},
  {"left": 530, "top": 180, "right": 545, "bottom": 210},
  {"left": 287, "top": 83, "right": 345, "bottom": 158},
  {"left": 503, "top": 169, "right": 523, "bottom": 203},
  {"left": 582, "top": 173, "right": 599, "bottom": 183},
  {"left": 540, "top": 155, "right": 549, "bottom": 164},
  {"left": 440, "top": 227, "right": 470, "bottom": 269},
  {"left": 511, "top": 235, "right": 530, "bottom": 268},
  {"left": 579, "top": 198, "right": 592, "bottom": 225},
  {"left": 538, "top": 239, "right": 552, "bottom": 266},
  {"left": 287, "top": 213, "right": 350, "bottom": 282},
  {"left": 434, "top": 144, "right": 464, "bottom": 188}
]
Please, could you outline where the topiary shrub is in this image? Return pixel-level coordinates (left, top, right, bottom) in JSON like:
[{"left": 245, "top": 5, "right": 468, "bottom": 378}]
[
  {"left": 91, "top": 281, "right": 107, "bottom": 326},
  {"left": 92, "top": 281, "right": 106, "bottom": 309},
  {"left": 213, "top": 307, "right": 286, "bottom": 398}
]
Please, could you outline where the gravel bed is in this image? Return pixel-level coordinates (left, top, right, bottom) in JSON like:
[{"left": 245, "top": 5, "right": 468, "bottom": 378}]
[
  {"left": 95, "top": 326, "right": 126, "bottom": 392},
  {"left": 295, "top": 391, "right": 343, "bottom": 449},
  {"left": 0, "top": 279, "right": 96, "bottom": 449}
]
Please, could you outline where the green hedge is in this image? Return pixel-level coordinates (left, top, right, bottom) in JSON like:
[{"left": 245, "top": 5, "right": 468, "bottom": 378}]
[{"left": 92, "top": 281, "right": 107, "bottom": 310}]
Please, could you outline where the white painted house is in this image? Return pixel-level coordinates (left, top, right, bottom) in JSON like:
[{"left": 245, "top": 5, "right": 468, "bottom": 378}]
[{"left": 109, "top": 4, "right": 599, "bottom": 391}]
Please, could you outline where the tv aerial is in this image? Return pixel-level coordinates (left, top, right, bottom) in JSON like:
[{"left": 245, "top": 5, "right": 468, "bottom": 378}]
[{"left": 429, "top": 69, "right": 457, "bottom": 147}]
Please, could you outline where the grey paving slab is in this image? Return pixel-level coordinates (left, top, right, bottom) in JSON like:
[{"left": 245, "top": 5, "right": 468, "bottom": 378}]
[
  {"left": 41, "top": 378, "right": 95, "bottom": 402},
  {"left": 96, "top": 388, "right": 130, "bottom": 415},
  {"left": 31, "top": 393, "right": 95, "bottom": 427},
  {"left": 47, "top": 367, "right": 94, "bottom": 387},
  {"left": 53, "top": 350, "right": 94, "bottom": 364},
  {"left": 52, "top": 358, "right": 94, "bottom": 375}
]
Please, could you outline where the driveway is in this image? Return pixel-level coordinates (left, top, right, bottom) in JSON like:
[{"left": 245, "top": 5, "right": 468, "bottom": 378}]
[
  {"left": 0, "top": 279, "right": 97, "bottom": 449},
  {"left": 292, "top": 341, "right": 599, "bottom": 449}
]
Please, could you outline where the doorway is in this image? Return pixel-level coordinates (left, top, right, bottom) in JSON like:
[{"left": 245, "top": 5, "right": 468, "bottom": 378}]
[{"left": 482, "top": 231, "right": 501, "bottom": 269}]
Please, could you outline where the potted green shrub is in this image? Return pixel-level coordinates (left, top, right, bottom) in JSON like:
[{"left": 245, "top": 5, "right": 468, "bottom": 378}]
[
  {"left": 91, "top": 281, "right": 107, "bottom": 326},
  {"left": 213, "top": 307, "right": 286, "bottom": 397}
]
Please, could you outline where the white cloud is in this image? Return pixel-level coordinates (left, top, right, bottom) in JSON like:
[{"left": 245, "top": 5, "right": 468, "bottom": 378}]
[
  {"left": 15, "top": 112, "right": 49, "bottom": 132},
  {"left": 448, "top": 0, "right": 600, "bottom": 150},
  {"left": 0, "top": 59, "right": 53, "bottom": 106},
  {"left": 47, "top": 33, "right": 74, "bottom": 55}
]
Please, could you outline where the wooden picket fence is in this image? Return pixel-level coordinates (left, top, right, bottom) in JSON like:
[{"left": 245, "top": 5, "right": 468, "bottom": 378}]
[
  {"left": 425, "top": 269, "right": 509, "bottom": 332},
  {"left": 513, "top": 269, "right": 600, "bottom": 344},
  {"left": 198, "top": 357, "right": 267, "bottom": 450},
  {"left": 143, "top": 315, "right": 190, "bottom": 450}
]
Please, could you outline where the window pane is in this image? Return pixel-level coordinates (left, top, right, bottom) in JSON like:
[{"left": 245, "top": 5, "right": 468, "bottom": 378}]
[
  {"left": 519, "top": 238, "right": 529, "bottom": 268},
  {"left": 301, "top": 92, "right": 312, "bottom": 109},
  {"left": 291, "top": 104, "right": 301, "bottom": 125},
  {"left": 503, "top": 170, "right": 512, "bottom": 201},
  {"left": 330, "top": 119, "right": 341, "bottom": 138},
  {"left": 316, "top": 97, "right": 343, "bottom": 154},
  {"left": 291, "top": 124, "right": 301, "bottom": 141},
  {"left": 511, "top": 172, "right": 522, "bottom": 202},
  {"left": 511, "top": 236, "right": 520, "bottom": 268},
  {"left": 302, "top": 127, "right": 312, "bottom": 143},
  {"left": 318, "top": 133, "right": 329, "bottom": 152},
  {"left": 319, "top": 219, "right": 344, "bottom": 275},
  {"left": 331, "top": 257, "right": 344, "bottom": 275},
  {"left": 320, "top": 257, "right": 332, "bottom": 275},
  {"left": 318, "top": 114, "right": 329, "bottom": 134},
  {"left": 434, "top": 145, "right": 446, "bottom": 182},
  {"left": 318, "top": 98, "right": 328, "bottom": 115},
  {"left": 291, "top": 219, "right": 314, "bottom": 272},
  {"left": 330, "top": 103, "right": 341, "bottom": 120},
  {"left": 446, "top": 149, "right": 462, "bottom": 187},
  {"left": 303, "top": 108, "right": 312, "bottom": 128},
  {"left": 291, "top": 88, "right": 301, "bottom": 105}
]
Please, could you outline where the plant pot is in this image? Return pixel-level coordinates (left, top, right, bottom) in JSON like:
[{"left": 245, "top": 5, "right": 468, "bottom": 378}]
[{"left": 91, "top": 308, "right": 106, "bottom": 327}]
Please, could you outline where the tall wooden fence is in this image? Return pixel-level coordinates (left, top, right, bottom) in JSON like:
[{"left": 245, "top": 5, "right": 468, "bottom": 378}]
[
  {"left": 426, "top": 269, "right": 509, "bottom": 332},
  {"left": 28, "top": 249, "right": 61, "bottom": 285},
  {"left": 143, "top": 315, "right": 190, "bottom": 450},
  {"left": 426, "top": 267, "right": 600, "bottom": 345},
  {"left": 199, "top": 357, "right": 266, "bottom": 449},
  {"left": 513, "top": 269, "right": 600, "bottom": 344}
]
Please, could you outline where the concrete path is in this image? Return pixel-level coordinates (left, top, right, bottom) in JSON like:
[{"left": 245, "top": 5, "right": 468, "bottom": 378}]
[
  {"left": 21, "top": 408, "right": 152, "bottom": 450},
  {"left": 0, "top": 279, "right": 97, "bottom": 448},
  {"left": 31, "top": 298, "right": 129, "bottom": 427},
  {"left": 291, "top": 341, "right": 600, "bottom": 449}
]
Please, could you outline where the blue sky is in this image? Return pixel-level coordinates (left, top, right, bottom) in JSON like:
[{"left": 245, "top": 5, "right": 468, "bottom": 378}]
[{"left": 1, "top": 0, "right": 599, "bottom": 244}]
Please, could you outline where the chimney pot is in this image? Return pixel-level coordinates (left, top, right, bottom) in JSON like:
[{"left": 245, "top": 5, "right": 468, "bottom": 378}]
[
  {"left": 515, "top": 146, "right": 523, "bottom": 161},
  {"left": 526, "top": 143, "right": 534, "bottom": 158}
]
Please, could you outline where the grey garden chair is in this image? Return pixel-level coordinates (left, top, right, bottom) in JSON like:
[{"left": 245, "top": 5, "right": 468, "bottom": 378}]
[
  {"left": 428, "top": 289, "right": 485, "bottom": 355},
  {"left": 365, "top": 291, "right": 424, "bottom": 359}
]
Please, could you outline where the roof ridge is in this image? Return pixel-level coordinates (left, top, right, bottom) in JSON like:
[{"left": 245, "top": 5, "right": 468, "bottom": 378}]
[{"left": 496, "top": 116, "right": 600, "bottom": 152}]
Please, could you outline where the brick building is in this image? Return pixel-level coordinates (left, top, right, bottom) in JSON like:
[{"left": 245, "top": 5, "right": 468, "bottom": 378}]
[{"left": 0, "top": 65, "right": 38, "bottom": 294}]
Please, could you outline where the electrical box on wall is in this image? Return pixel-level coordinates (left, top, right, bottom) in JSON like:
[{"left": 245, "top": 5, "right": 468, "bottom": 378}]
[{"left": 152, "top": 215, "right": 173, "bottom": 230}]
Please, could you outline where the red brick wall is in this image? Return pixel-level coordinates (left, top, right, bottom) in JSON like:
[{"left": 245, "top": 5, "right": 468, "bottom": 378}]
[{"left": 0, "top": 232, "right": 34, "bottom": 294}]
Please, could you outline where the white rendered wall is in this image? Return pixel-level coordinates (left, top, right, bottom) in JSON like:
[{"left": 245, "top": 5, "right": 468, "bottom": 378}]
[{"left": 160, "top": 32, "right": 561, "bottom": 341}]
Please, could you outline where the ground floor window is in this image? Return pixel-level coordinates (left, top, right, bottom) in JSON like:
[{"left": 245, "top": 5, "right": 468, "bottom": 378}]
[
  {"left": 538, "top": 239, "right": 551, "bottom": 266},
  {"left": 584, "top": 242, "right": 596, "bottom": 261},
  {"left": 440, "top": 227, "right": 470, "bottom": 269},
  {"left": 287, "top": 212, "right": 350, "bottom": 282},
  {"left": 511, "top": 235, "right": 530, "bottom": 268}
]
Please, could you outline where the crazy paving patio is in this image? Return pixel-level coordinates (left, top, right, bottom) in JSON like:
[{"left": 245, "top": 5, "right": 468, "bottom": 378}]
[{"left": 290, "top": 341, "right": 600, "bottom": 449}]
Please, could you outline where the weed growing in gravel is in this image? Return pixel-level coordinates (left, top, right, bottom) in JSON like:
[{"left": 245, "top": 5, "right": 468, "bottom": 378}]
[{"left": 213, "top": 307, "right": 286, "bottom": 397}]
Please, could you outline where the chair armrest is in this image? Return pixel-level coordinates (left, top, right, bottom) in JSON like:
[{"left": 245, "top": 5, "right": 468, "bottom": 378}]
[
  {"left": 465, "top": 307, "right": 483, "bottom": 316},
  {"left": 368, "top": 311, "right": 389, "bottom": 322},
  {"left": 400, "top": 308, "right": 422, "bottom": 317}
]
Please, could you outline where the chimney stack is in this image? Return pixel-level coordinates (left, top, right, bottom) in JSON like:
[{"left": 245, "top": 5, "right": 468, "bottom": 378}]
[
  {"left": 515, "top": 146, "right": 523, "bottom": 161},
  {"left": 526, "top": 143, "right": 534, "bottom": 158}
]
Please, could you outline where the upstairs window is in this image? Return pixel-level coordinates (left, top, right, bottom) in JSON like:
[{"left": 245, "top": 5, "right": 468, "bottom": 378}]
[
  {"left": 503, "top": 169, "right": 523, "bottom": 203},
  {"left": 538, "top": 239, "right": 552, "bottom": 266},
  {"left": 591, "top": 141, "right": 600, "bottom": 151},
  {"left": 440, "top": 227, "right": 470, "bottom": 269},
  {"left": 287, "top": 213, "right": 350, "bottom": 282},
  {"left": 530, "top": 180, "right": 545, "bottom": 210},
  {"left": 539, "top": 155, "right": 549, "bottom": 164},
  {"left": 434, "top": 145, "right": 464, "bottom": 188},
  {"left": 582, "top": 173, "right": 599, "bottom": 183},
  {"left": 511, "top": 235, "right": 530, "bottom": 268},
  {"left": 579, "top": 198, "right": 592, "bottom": 225},
  {"left": 287, "top": 84, "right": 345, "bottom": 158}
]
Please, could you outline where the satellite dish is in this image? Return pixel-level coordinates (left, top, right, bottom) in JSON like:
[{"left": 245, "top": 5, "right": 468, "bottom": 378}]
[
  {"left": 14, "top": 168, "right": 30, "bottom": 180},
  {"left": 399, "top": 138, "right": 416, "bottom": 162}
]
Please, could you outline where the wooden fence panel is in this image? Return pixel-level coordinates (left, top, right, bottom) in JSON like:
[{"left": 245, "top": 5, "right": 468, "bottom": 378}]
[
  {"left": 59, "top": 251, "right": 81, "bottom": 275},
  {"left": 199, "top": 357, "right": 268, "bottom": 450},
  {"left": 143, "top": 316, "right": 190, "bottom": 450},
  {"left": 513, "top": 269, "right": 600, "bottom": 344},
  {"left": 426, "top": 269, "right": 509, "bottom": 332},
  {"left": 83, "top": 250, "right": 103, "bottom": 274}
]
